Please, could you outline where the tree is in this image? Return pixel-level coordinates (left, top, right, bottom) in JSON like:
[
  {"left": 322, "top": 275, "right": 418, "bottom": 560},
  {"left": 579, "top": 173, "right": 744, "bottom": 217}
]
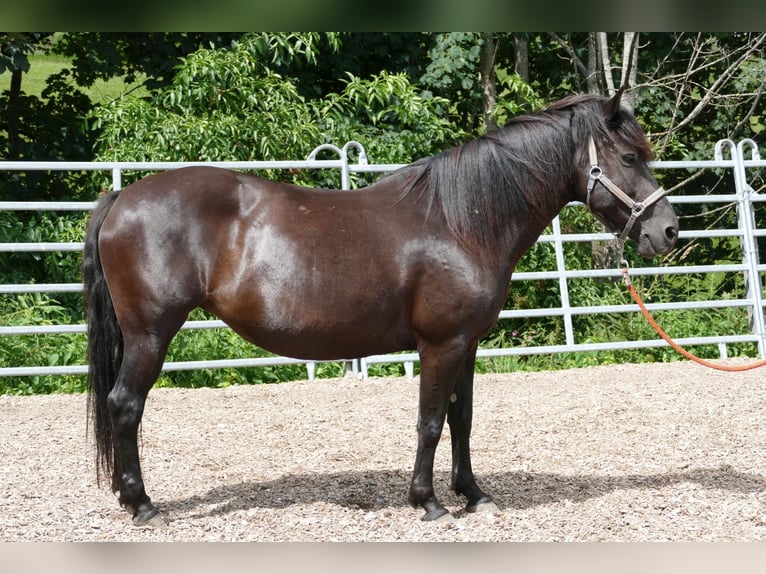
[
  {"left": 88, "top": 33, "right": 463, "bottom": 189},
  {"left": 541, "top": 32, "right": 765, "bottom": 157},
  {"left": 272, "top": 32, "right": 430, "bottom": 100},
  {"left": 639, "top": 32, "right": 766, "bottom": 157},
  {"left": 1, "top": 33, "right": 53, "bottom": 161},
  {"left": 51, "top": 33, "right": 246, "bottom": 90},
  {"left": 1, "top": 33, "right": 95, "bottom": 202},
  {"left": 420, "top": 32, "right": 541, "bottom": 134}
]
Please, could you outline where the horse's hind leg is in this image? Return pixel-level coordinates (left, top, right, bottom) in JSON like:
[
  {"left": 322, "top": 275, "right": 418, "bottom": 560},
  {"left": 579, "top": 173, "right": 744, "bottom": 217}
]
[
  {"left": 108, "top": 330, "right": 173, "bottom": 526},
  {"left": 447, "top": 345, "right": 496, "bottom": 514}
]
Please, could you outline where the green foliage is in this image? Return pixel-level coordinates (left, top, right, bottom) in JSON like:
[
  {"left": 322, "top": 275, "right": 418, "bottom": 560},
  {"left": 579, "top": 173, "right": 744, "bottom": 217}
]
[
  {"left": 88, "top": 33, "right": 464, "bottom": 190},
  {"left": 51, "top": 33, "right": 246, "bottom": 91},
  {"left": 0, "top": 33, "right": 52, "bottom": 74},
  {"left": 0, "top": 293, "right": 86, "bottom": 395},
  {"left": 0, "top": 211, "right": 89, "bottom": 395},
  {"left": 1, "top": 34, "right": 96, "bottom": 203},
  {"left": 0, "top": 212, "right": 88, "bottom": 288},
  {"left": 316, "top": 70, "right": 464, "bottom": 178},
  {"left": 492, "top": 67, "right": 544, "bottom": 126},
  {"left": 274, "top": 33, "right": 430, "bottom": 102},
  {"left": 421, "top": 32, "right": 482, "bottom": 92},
  {"left": 247, "top": 32, "right": 342, "bottom": 68},
  {"left": 420, "top": 32, "right": 486, "bottom": 131}
]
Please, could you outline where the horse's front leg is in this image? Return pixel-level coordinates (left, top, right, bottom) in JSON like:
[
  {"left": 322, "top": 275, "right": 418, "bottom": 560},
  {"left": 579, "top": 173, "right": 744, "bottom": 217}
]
[
  {"left": 408, "top": 341, "right": 465, "bottom": 521},
  {"left": 447, "top": 345, "right": 496, "bottom": 513}
]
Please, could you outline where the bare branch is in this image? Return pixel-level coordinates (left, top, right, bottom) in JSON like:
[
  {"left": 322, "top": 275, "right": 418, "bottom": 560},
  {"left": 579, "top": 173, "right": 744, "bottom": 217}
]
[
  {"left": 651, "top": 32, "right": 766, "bottom": 155},
  {"left": 548, "top": 32, "right": 588, "bottom": 77},
  {"left": 670, "top": 33, "right": 765, "bottom": 134},
  {"left": 731, "top": 76, "right": 766, "bottom": 139}
]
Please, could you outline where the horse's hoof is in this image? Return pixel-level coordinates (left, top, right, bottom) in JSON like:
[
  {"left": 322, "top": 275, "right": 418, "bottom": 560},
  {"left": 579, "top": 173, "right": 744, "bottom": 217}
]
[
  {"left": 466, "top": 499, "right": 499, "bottom": 514},
  {"left": 133, "top": 509, "right": 165, "bottom": 528},
  {"left": 422, "top": 507, "right": 452, "bottom": 522}
]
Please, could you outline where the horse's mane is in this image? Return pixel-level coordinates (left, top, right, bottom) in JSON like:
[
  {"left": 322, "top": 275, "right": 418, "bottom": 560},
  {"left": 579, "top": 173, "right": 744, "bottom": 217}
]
[{"left": 400, "top": 94, "right": 653, "bottom": 249}]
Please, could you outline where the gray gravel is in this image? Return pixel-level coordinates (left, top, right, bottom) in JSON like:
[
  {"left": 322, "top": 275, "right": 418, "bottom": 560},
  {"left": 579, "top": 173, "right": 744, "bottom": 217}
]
[{"left": 2, "top": 360, "right": 766, "bottom": 541}]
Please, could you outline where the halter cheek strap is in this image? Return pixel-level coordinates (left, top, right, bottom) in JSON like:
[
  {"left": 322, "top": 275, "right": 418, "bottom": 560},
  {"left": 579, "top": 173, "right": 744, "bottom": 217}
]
[{"left": 586, "top": 136, "right": 667, "bottom": 243}]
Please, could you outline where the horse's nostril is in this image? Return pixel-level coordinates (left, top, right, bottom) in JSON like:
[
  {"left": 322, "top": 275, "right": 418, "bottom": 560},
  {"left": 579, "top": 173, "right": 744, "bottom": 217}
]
[{"left": 666, "top": 224, "right": 678, "bottom": 242}]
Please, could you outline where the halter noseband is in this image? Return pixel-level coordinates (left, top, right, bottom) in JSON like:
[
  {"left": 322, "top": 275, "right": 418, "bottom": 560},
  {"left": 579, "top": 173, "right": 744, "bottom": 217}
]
[{"left": 585, "top": 136, "right": 667, "bottom": 244}]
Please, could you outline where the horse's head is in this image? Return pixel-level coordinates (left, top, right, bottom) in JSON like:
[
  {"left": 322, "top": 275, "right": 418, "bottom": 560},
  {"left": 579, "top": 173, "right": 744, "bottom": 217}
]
[{"left": 580, "top": 89, "right": 679, "bottom": 259}]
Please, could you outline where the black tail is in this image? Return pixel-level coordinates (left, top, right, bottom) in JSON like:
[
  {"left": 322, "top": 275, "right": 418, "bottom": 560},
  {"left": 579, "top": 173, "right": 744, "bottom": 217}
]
[{"left": 82, "top": 191, "right": 122, "bottom": 488}]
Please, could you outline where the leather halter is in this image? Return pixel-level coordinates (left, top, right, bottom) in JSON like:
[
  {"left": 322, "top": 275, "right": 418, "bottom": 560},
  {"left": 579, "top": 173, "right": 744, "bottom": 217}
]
[{"left": 585, "top": 136, "right": 667, "bottom": 243}]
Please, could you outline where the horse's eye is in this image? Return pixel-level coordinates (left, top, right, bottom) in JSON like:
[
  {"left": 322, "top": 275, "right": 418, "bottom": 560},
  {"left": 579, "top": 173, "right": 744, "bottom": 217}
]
[{"left": 621, "top": 153, "right": 637, "bottom": 166}]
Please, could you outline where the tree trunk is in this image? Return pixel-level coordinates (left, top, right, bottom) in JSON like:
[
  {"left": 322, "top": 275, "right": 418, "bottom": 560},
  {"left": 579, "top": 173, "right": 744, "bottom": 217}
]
[
  {"left": 480, "top": 32, "right": 498, "bottom": 133},
  {"left": 513, "top": 34, "right": 528, "bottom": 81},
  {"left": 620, "top": 32, "right": 639, "bottom": 112},
  {"left": 597, "top": 32, "right": 616, "bottom": 96},
  {"left": 7, "top": 67, "right": 22, "bottom": 161},
  {"left": 586, "top": 33, "right": 599, "bottom": 94}
]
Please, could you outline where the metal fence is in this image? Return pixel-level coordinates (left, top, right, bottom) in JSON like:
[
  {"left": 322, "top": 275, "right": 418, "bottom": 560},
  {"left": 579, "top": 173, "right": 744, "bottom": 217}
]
[{"left": 1, "top": 139, "right": 764, "bottom": 380}]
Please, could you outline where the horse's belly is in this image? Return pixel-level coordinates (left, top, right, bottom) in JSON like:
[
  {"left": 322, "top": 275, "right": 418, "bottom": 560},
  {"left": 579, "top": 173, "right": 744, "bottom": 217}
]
[
  {"left": 210, "top": 287, "right": 413, "bottom": 360},
  {"left": 225, "top": 312, "right": 411, "bottom": 360}
]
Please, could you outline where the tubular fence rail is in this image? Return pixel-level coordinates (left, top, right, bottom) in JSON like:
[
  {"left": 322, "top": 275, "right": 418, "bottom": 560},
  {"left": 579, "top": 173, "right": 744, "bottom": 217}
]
[{"left": 0, "top": 139, "right": 764, "bottom": 380}]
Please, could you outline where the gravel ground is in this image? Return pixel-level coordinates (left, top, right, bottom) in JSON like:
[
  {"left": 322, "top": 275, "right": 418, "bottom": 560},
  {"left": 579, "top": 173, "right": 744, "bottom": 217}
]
[{"left": 2, "top": 360, "right": 766, "bottom": 542}]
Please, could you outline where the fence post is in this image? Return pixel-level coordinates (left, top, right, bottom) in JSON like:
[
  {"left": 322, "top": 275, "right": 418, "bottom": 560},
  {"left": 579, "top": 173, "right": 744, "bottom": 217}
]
[
  {"left": 738, "top": 139, "right": 765, "bottom": 357},
  {"left": 112, "top": 167, "right": 122, "bottom": 191},
  {"left": 340, "top": 141, "right": 368, "bottom": 191},
  {"left": 550, "top": 215, "right": 575, "bottom": 346}
]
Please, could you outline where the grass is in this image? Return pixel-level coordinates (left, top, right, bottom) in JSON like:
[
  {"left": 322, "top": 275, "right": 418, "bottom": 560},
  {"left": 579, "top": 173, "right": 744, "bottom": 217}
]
[{"left": 3, "top": 50, "right": 148, "bottom": 104}]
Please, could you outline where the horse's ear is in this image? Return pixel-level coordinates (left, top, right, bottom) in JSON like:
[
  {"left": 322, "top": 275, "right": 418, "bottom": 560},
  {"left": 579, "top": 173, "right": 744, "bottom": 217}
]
[{"left": 603, "top": 86, "right": 625, "bottom": 122}]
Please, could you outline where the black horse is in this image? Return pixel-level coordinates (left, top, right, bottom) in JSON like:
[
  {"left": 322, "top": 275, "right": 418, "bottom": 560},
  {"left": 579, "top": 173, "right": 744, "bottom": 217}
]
[{"left": 82, "top": 90, "right": 678, "bottom": 525}]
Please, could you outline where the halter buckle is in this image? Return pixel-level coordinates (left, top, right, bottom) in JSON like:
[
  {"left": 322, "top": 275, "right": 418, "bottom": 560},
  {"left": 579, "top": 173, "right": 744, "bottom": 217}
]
[{"left": 620, "top": 259, "right": 631, "bottom": 286}]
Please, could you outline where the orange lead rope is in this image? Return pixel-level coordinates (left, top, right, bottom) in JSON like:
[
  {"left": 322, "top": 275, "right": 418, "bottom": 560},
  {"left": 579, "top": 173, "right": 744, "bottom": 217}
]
[{"left": 621, "top": 260, "right": 766, "bottom": 372}]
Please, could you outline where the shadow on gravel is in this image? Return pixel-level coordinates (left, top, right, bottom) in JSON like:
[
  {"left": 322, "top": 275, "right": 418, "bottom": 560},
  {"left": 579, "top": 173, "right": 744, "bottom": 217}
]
[{"left": 160, "top": 464, "right": 766, "bottom": 519}]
